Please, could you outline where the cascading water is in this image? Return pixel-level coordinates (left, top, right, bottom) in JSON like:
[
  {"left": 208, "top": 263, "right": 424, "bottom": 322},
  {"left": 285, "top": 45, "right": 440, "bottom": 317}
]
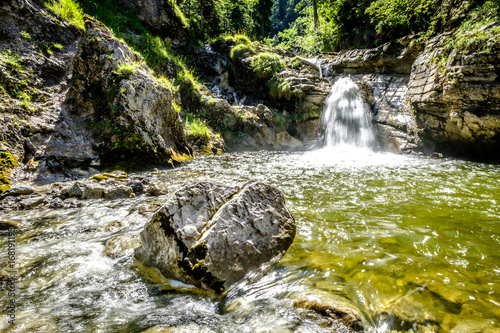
[{"left": 321, "top": 77, "right": 375, "bottom": 149}]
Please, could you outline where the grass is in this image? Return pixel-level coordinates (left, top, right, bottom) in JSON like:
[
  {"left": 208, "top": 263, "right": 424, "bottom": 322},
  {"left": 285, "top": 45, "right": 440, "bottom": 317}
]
[
  {"left": 439, "top": 1, "right": 500, "bottom": 66},
  {"left": 0, "top": 51, "right": 38, "bottom": 111},
  {"left": 80, "top": 0, "right": 199, "bottom": 95},
  {"left": 185, "top": 117, "right": 212, "bottom": 140},
  {"left": 230, "top": 44, "right": 255, "bottom": 59},
  {"left": 234, "top": 34, "right": 252, "bottom": 46},
  {"left": 250, "top": 52, "right": 286, "bottom": 80},
  {"left": 114, "top": 61, "right": 142, "bottom": 76},
  {"left": 268, "top": 76, "right": 293, "bottom": 100},
  {"left": 42, "top": 0, "right": 85, "bottom": 30}
]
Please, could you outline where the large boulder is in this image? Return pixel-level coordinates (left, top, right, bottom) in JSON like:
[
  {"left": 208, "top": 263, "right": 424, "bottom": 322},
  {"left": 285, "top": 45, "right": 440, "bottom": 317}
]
[{"left": 134, "top": 180, "right": 296, "bottom": 292}]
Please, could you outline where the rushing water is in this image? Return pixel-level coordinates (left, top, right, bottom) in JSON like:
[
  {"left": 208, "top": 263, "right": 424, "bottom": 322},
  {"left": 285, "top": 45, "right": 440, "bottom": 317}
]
[
  {"left": 0, "top": 149, "right": 499, "bottom": 332},
  {"left": 321, "top": 78, "right": 375, "bottom": 148}
]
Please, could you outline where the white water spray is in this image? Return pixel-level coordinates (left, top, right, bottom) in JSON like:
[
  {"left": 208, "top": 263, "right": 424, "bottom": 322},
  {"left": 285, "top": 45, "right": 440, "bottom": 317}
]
[{"left": 321, "top": 77, "right": 375, "bottom": 148}]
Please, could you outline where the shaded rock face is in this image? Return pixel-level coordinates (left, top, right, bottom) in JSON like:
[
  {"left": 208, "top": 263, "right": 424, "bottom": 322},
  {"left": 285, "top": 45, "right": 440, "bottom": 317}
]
[
  {"left": 325, "top": 39, "right": 423, "bottom": 75},
  {"left": 407, "top": 34, "right": 500, "bottom": 160},
  {"left": 69, "top": 16, "right": 192, "bottom": 167},
  {"left": 134, "top": 180, "right": 296, "bottom": 292},
  {"left": 0, "top": 0, "right": 86, "bottom": 182},
  {"left": 115, "top": 0, "right": 188, "bottom": 47}
]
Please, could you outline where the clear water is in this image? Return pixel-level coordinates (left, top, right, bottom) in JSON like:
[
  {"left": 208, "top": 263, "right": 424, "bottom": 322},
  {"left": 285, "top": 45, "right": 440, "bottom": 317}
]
[
  {"left": 321, "top": 78, "right": 375, "bottom": 148},
  {"left": 1, "top": 149, "right": 499, "bottom": 332}
]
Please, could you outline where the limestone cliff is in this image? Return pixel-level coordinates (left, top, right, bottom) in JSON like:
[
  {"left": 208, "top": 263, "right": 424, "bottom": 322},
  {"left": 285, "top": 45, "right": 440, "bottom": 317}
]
[{"left": 0, "top": 0, "right": 192, "bottom": 189}]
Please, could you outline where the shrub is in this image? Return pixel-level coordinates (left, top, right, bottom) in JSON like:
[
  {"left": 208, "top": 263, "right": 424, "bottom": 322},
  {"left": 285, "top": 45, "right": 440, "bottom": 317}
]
[
  {"left": 185, "top": 117, "right": 212, "bottom": 141},
  {"left": 250, "top": 52, "right": 286, "bottom": 80},
  {"left": 441, "top": 1, "right": 500, "bottom": 62},
  {"left": 234, "top": 34, "right": 252, "bottom": 45},
  {"left": 230, "top": 43, "right": 255, "bottom": 59}
]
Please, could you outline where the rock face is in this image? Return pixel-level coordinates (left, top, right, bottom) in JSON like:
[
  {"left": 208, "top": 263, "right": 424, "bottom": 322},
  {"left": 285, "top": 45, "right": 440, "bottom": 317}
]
[
  {"left": 407, "top": 33, "right": 500, "bottom": 159},
  {"left": 320, "top": 26, "right": 500, "bottom": 160},
  {"left": 115, "top": 0, "right": 189, "bottom": 47},
  {"left": 69, "top": 15, "right": 192, "bottom": 167},
  {"left": 134, "top": 180, "right": 296, "bottom": 291}
]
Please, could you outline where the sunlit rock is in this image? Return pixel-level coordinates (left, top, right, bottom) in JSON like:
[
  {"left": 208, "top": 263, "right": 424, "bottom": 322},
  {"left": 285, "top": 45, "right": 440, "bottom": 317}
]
[{"left": 134, "top": 180, "right": 296, "bottom": 292}]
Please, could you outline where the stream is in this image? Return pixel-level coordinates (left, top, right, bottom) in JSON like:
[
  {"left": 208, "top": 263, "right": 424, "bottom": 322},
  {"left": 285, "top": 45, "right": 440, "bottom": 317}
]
[{"left": 0, "top": 148, "right": 499, "bottom": 332}]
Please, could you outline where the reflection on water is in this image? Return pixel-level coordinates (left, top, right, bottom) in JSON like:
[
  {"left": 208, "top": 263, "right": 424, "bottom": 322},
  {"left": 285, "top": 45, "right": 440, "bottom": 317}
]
[{"left": 1, "top": 149, "right": 499, "bottom": 332}]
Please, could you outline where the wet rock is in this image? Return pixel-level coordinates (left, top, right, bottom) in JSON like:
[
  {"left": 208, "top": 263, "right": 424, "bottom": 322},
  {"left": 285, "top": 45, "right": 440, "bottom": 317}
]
[
  {"left": 104, "top": 186, "right": 135, "bottom": 200},
  {"left": 81, "top": 183, "right": 106, "bottom": 199},
  {"left": 146, "top": 183, "right": 167, "bottom": 196},
  {"left": 103, "top": 234, "right": 140, "bottom": 259},
  {"left": 127, "top": 180, "right": 144, "bottom": 194},
  {"left": 293, "top": 299, "right": 364, "bottom": 332},
  {"left": 0, "top": 220, "right": 19, "bottom": 234},
  {"left": 20, "top": 196, "right": 44, "bottom": 209},
  {"left": 276, "top": 132, "right": 302, "bottom": 149},
  {"left": 135, "top": 180, "right": 296, "bottom": 292},
  {"left": 0, "top": 185, "right": 35, "bottom": 197},
  {"left": 48, "top": 197, "right": 64, "bottom": 209},
  {"left": 99, "top": 220, "right": 124, "bottom": 232}
]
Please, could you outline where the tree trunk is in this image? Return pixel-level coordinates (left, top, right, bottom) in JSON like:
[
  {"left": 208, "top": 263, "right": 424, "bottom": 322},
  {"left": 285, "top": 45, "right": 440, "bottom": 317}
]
[{"left": 312, "top": 0, "right": 318, "bottom": 29}]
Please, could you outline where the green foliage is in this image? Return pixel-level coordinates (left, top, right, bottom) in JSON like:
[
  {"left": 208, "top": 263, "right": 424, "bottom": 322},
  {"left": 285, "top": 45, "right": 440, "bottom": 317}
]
[
  {"left": 0, "top": 51, "right": 38, "bottom": 112},
  {"left": 114, "top": 61, "right": 142, "bottom": 77},
  {"left": 42, "top": 0, "right": 85, "bottom": 30},
  {"left": 250, "top": 52, "right": 286, "bottom": 80},
  {"left": 366, "top": 0, "right": 437, "bottom": 40},
  {"left": 184, "top": 116, "right": 220, "bottom": 145},
  {"left": 441, "top": 1, "right": 500, "bottom": 62},
  {"left": 20, "top": 31, "right": 31, "bottom": 39},
  {"left": 268, "top": 76, "right": 293, "bottom": 100},
  {"left": 230, "top": 43, "right": 255, "bottom": 59},
  {"left": 234, "top": 33, "right": 252, "bottom": 45}
]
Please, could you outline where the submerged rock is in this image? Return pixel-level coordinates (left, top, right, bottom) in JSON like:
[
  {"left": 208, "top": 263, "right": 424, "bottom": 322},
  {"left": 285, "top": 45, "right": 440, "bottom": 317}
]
[{"left": 134, "top": 180, "right": 296, "bottom": 291}]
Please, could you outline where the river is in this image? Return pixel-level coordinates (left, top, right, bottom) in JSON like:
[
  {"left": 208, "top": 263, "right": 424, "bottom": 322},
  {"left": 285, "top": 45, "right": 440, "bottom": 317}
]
[{"left": 0, "top": 147, "right": 499, "bottom": 332}]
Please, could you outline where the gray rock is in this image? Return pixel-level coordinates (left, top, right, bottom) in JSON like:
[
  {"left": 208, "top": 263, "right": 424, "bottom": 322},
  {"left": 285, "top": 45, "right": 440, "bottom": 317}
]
[
  {"left": 81, "top": 183, "right": 105, "bottom": 199},
  {"left": 146, "top": 183, "right": 167, "bottom": 196},
  {"left": 1, "top": 186, "right": 35, "bottom": 197},
  {"left": 104, "top": 186, "right": 135, "bottom": 200},
  {"left": 49, "top": 197, "right": 65, "bottom": 209},
  {"left": 20, "top": 196, "right": 45, "bottom": 209},
  {"left": 135, "top": 180, "right": 296, "bottom": 291},
  {"left": 68, "top": 182, "right": 86, "bottom": 197}
]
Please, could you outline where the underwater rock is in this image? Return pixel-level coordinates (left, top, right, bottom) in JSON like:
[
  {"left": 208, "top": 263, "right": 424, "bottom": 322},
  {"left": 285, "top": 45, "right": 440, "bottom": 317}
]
[
  {"left": 103, "top": 234, "right": 140, "bottom": 259},
  {"left": 134, "top": 180, "right": 296, "bottom": 292},
  {"left": 293, "top": 299, "right": 364, "bottom": 332}
]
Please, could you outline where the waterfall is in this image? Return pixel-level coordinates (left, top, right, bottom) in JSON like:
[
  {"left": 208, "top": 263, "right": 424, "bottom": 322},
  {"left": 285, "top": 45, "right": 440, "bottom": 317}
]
[{"left": 321, "top": 77, "right": 375, "bottom": 148}]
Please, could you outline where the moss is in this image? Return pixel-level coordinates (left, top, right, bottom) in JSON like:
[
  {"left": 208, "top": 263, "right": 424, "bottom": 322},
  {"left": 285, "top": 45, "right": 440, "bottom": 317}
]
[
  {"left": 90, "top": 170, "right": 128, "bottom": 182},
  {"left": 170, "top": 151, "right": 193, "bottom": 164},
  {"left": 0, "top": 151, "right": 18, "bottom": 190}
]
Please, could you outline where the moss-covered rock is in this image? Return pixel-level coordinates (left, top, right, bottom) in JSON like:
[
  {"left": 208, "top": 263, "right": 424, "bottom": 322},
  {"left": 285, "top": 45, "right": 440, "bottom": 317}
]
[{"left": 69, "top": 15, "right": 192, "bottom": 169}]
